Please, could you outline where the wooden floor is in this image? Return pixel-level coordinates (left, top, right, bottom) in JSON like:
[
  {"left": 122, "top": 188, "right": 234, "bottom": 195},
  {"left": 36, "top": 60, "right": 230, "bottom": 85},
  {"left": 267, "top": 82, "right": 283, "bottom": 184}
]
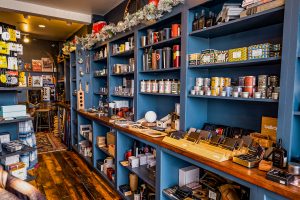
[{"left": 29, "top": 150, "right": 121, "bottom": 200}]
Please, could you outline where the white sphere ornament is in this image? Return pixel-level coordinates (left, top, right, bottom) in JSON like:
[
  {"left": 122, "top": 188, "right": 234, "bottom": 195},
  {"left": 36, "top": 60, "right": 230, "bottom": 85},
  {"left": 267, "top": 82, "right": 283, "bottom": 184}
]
[{"left": 145, "top": 111, "right": 157, "bottom": 123}]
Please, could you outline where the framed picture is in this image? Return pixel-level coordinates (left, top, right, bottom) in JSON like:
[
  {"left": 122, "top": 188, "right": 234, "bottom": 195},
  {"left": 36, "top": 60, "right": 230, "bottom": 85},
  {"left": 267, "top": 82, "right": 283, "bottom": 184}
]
[
  {"left": 42, "top": 57, "right": 53, "bottom": 72},
  {"left": 32, "top": 60, "right": 43, "bottom": 72},
  {"left": 32, "top": 76, "right": 43, "bottom": 87}
]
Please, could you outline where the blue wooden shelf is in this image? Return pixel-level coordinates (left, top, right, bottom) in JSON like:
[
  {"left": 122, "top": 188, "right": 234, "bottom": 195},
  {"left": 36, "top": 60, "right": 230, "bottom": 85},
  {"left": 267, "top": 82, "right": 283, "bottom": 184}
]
[
  {"left": 0, "top": 145, "right": 36, "bottom": 159},
  {"left": 94, "top": 92, "right": 108, "bottom": 95},
  {"left": 0, "top": 116, "right": 34, "bottom": 125},
  {"left": 112, "top": 50, "right": 134, "bottom": 57},
  {"left": 96, "top": 145, "right": 114, "bottom": 158},
  {"left": 94, "top": 168, "right": 115, "bottom": 188},
  {"left": 162, "top": 189, "right": 177, "bottom": 200},
  {"left": 93, "top": 57, "right": 107, "bottom": 62},
  {"left": 120, "top": 162, "right": 156, "bottom": 189},
  {"left": 0, "top": 87, "right": 43, "bottom": 91},
  {"left": 189, "top": 57, "right": 281, "bottom": 69},
  {"left": 117, "top": 190, "right": 134, "bottom": 200},
  {"left": 111, "top": 94, "right": 134, "bottom": 98},
  {"left": 111, "top": 72, "right": 134, "bottom": 76},
  {"left": 294, "top": 111, "right": 300, "bottom": 116},
  {"left": 190, "top": 6, "right": 284, "bottom": 38},
  {"left": 188, "top": 95, "right": 278, "bottom": 103},
  {"left": 94, "top": 75, "right": 107, "bottom": 78},
  {"left": 140, "top": 67, "right": 180, "bottom": 73},
  {"left": 140, "top": 92, "right": 180, "bottom": 97},
  {"left": 141, "top": 36, "right": 181, "bottom": 49}
]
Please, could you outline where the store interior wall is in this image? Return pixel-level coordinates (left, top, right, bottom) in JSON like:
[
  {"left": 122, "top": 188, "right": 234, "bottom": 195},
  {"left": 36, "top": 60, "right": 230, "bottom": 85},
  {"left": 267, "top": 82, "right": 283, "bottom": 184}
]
[{"left": 18, "top": 39, "right": 59, "bottom": 102}]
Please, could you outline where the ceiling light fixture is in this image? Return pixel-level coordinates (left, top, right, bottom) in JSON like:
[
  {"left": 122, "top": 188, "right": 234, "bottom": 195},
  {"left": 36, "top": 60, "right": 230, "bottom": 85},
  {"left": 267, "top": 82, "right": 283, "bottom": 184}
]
[
  {"left": 23, "top": 35, "right": 30, "bottom": 43},
  {"left": 38, "top": 24, "right": 46, "bottom": 28},
  {"left": 23, "top": 14, "right": 30, "bottom": 19},
  {"left": 67, "top": 21, "right": 72, "bottom": 26}
]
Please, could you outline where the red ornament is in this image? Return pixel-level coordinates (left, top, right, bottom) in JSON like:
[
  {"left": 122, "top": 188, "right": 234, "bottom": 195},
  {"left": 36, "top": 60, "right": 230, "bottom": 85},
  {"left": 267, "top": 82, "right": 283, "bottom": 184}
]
[{"left": 148, "top": 0, "right": 159, "bottom": 7}]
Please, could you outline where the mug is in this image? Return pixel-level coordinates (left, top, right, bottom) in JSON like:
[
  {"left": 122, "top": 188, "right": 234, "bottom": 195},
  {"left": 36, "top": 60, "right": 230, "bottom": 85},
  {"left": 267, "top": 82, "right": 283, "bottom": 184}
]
[
  {"left": 242, "top": 92, "right": 249, "bottom": 98},
  {"left": 254, "top": 92, "right": 261, "bottom": 99},
  {"left": 221, "top": 91, "right": 226, "bottom": 97},
  {"left": 233, "top": 91, "right": 239, "bottom": 98},
  {"left": 272, "top": 92, "right": 279, "bottom": 100}
]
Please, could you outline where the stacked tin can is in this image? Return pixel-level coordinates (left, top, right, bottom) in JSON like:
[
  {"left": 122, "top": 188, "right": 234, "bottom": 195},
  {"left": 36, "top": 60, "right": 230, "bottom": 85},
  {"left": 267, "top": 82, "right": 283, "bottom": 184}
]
[{"left": 140, "top": 79, "right": 180, "bottom": 94}]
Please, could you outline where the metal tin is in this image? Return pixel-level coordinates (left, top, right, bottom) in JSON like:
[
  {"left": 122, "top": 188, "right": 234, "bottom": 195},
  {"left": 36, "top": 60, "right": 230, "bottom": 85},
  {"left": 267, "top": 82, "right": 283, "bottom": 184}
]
[
  {"left": 244, "top": 76, "right": 256, "bottom": 87},
  {"left": 141, "top": 36, "right": 147, "bottom": 47},
  {"left": 153, "top": 32, "right": 159, "bottom": 43},
  {"left": 164, "top": 79, "right": 171, "bottom": 94},
  {"left": 244, "top": 86, "right": 254, "bottom": 97},
  {"left": 204, "top": 78, "right": 211, "bottom": 86},
  {"left": 163, "top": 28, "right": 171, "bottom": 40},
  {"left": 152, "top": 80, "right": 158, "bottom": 93},
  {"left": 288, "top": 162, "right": 300, "bottom": 175},
  {"left": 162, "top": 47, "right": 172, "bottom": 69},
  {"left": 155, "top": 49, "right": 163, "bottom": 69},
  {"left": 146, "top": 80, "right": 152, "bottom": 93},
  {"left": 224, "top": 78, "right": 231, "bottom": 87},
  {"left": 211, "top": 77, "right": 220, "bottom": 88},
  {"left": 196, "top": 78, "right": 204, "bottom": 86},
  {"left": 211, "top": 87, "right": 220, "bottom": 96},
  {"left": 159, "top": 80, "right": 164, "bottom": 93},
  {"left": 258, "top": 87, "right": 267, "bottom": 98},
  {"left": 171, "top": 80, "right": 178, "bottom": 94},
  {"left": 239, "top": 76, "right": 245, "bottom": 86},
  {"left": 258, "top": 75, "right": 268, "bottom": 87},
  {"left": 140, "top": 80, "right": 146, "bottom": 92},
  {"left": 147, "top": 29, "right": 155, "bottom": 44},
  {"left": 219, "top": 77, "right": 225, "bottom": 87},
  {"left": 268, "top": 76, "right": 279, "bottom": 87},
  {"left": 225, "top": 87, "right": 232, "bottom": 97}
]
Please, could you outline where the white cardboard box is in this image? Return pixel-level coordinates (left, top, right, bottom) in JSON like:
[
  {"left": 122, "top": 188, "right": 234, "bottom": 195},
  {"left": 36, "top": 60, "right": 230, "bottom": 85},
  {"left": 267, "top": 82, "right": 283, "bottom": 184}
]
[{"left": 179, "top": 166, "right": 199, "bottom": 187}]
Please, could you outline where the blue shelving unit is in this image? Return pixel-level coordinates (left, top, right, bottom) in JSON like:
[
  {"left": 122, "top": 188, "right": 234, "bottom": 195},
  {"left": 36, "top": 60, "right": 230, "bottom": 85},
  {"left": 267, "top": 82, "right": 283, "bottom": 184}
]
[{"left": 70, "top": 1, "right": 300, "bottom": 199}]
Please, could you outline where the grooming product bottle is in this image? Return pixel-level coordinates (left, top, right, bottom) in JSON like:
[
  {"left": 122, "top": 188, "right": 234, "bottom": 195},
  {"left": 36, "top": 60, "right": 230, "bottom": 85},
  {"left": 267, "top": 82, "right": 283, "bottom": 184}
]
[{"left": 272, "top": 139, "right": 287, "bottom": 168}]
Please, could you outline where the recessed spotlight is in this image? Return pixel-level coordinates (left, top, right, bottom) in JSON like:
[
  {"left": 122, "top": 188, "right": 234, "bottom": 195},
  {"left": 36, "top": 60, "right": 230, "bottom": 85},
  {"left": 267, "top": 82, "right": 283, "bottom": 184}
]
[
  {"left": 23, "top": 14, "right": 30, "bottom": 19},
  {"left": 38, "top": 24, "right": 46, "bottom": 28},
  {"left": 67, "top": 22, "right": 72, "bottom": 26}
]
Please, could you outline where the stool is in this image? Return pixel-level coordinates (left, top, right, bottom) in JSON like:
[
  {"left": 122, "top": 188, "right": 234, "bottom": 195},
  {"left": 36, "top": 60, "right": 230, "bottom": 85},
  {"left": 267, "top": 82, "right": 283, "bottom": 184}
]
[{"left": 35, "top": 108, "right": 51, "bottom": 132}]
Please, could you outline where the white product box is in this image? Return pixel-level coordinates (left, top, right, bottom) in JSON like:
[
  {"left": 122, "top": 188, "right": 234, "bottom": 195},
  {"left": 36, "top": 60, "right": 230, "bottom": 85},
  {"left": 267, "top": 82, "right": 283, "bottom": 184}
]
[
  {"left": 128, "top": 156, "right": 139, "bottom": 168},
  {"left": 179, "top": 166, "right": 200, "bottom": 187},
  {"left": 137, "top": 154, "right": 147, "bottom": 165},
  {"left": 145, "top": 153, "right": 155, "bottom": 162},
  {"left": 1, "top": 155, "right": 19, "bottom": 165},
  {"left": 0, "top": 105, "right": 27, "bottom": 118}
]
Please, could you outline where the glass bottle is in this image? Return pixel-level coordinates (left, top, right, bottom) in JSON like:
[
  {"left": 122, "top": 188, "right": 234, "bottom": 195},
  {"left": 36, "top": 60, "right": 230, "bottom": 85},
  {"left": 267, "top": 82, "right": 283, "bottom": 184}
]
[
  {"left": 192, "top": 12, "right": 199, "bottom": 31},
  {"left": 198, "top": 9, "right": 206, "bottom": 30}
]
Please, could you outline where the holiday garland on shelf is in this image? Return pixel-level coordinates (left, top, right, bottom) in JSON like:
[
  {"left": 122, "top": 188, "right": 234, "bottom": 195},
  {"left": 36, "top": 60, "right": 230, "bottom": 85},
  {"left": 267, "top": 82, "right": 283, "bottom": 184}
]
[{"left": 62, "top": 0, "right": 184, "bottom": 54}]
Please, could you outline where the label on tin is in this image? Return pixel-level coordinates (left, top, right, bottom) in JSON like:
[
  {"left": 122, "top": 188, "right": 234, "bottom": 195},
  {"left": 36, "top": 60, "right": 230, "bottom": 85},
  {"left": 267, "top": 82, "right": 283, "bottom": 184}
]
[
  {"left": 203, "top": 55, "right": 210, "bottom": 62},
  {"left": 252, "top": 49, "right": 263, "bottom": 57},
  {"left": 233, "top": 51, "right": 242, "bottom": 59}
]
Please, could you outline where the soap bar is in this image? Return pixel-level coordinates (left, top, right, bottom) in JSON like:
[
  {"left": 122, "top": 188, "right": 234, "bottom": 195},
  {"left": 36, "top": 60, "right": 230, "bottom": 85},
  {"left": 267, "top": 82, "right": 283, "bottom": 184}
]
[
  {"left": 228, "top": 47, "right": 248, "bottom": 62},
  {"left": 214, "top": 50, "right": 228, "bottom": 63},
  {"left": 248, "top": 43, "right": 271, "bottom": 60}
]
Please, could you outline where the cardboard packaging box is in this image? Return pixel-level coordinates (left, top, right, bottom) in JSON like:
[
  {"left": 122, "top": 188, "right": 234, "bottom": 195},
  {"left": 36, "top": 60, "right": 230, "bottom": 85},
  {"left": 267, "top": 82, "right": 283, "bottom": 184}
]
[
  {"left": 261, "top": 116, "right": 277, "bottom": 141},
  {"left": 179, "top": 166, "right": 199, "bottom": 187},
  {"left": 0, "top": 105, "right": 26, "bottom": 118}
]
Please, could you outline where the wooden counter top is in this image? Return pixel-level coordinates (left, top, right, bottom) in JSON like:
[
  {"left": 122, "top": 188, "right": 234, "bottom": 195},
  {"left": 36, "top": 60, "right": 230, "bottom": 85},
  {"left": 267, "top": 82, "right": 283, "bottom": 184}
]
[{"left": 77, "top": 110, "right": 300, "bottom": 199}]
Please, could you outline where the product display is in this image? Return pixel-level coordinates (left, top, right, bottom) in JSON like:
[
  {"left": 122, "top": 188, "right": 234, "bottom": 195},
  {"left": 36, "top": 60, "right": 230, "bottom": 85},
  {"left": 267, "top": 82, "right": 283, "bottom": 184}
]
[
  {"left": 93, "top": 46, "right": 107, "bottom": 60},
  {"left": 189, "top": 43, "right": 281, "bottom": 66},
  {"left": 140, "top": 79, "right": 180, "bottom": 94},
  {"left": 112, "top": 36, "right": 134, "bottom": 55},
  {"left": 113, "top": 59, "right": 134, "bottom": 74},
  {"left": 190, "top": 75, "right": 280, "bottom": 99},
  {"left": 113, "top": 77, "right": 134, "bottom": 97}
]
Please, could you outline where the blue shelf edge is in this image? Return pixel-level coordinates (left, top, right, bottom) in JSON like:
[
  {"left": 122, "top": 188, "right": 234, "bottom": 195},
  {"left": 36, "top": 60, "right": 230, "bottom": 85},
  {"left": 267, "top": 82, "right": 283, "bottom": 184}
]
[
  {"left": 188, "top": 94, "right": 279, "bottom": 103},
  {"left": 111, "top": 94, "right": 134, "bottom": 98},
  {"left": 188, "top": 57, "right": 281, "bottom": 69},
  {"left": 141, "top": 36, "right": 181, "bottom": 49},
  {"left": 140, "top": 67, "right": 180, "bottom": 73},
  {"left": 140, "top": 92, "right": 180, "bottom": 97},
  {"left": 111, "top": 72, "right": 134, "bottom": 76},
  {"left": 112, "top": 50, "right": 134, "bottom": 57}
]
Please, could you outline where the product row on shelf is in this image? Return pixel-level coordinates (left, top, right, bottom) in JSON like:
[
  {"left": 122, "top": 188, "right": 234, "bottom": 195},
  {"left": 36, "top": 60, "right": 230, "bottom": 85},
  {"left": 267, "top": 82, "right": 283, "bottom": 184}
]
[
  {"left": 94, "top": 68, "right": 108, "bottom": 77},
  {"left": 93, "top": 46, "right": 108, "bottom": 61},
  {"left": 113, "top": 77, "right": 134, "bottom": 97},
  {"left": 189, "top": 43, "right": 281, "bottom": 66},
  {"left": 141, "top": 23, "right": 181, "bottom": 47},
  {"left": 112, "top": 36, "right": 134, "bottom": 55},
  {"left": 190, "top": 75, "right": 280, "bottom": 100},
  {"left": 140, "top": 79, "right": 180, "bottom": 95},
  {"left": 143, "top": 44, "right": 180, "bottom": 71},
  {"left": 113, "top": 58, "right": 135, "bottom": 75}
]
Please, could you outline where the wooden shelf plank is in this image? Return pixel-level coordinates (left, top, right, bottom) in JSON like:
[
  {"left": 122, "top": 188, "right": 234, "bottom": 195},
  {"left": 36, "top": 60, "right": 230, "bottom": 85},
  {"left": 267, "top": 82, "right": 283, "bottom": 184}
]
[
  {"left": 190, "top": 6, "right": 284, "bottom": 38},
  {"left": 189, "top": 57, "right": 281, "bottom": 70},
  {"left": 188, "top": 95, "right": 278, "bottom": 103}
]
